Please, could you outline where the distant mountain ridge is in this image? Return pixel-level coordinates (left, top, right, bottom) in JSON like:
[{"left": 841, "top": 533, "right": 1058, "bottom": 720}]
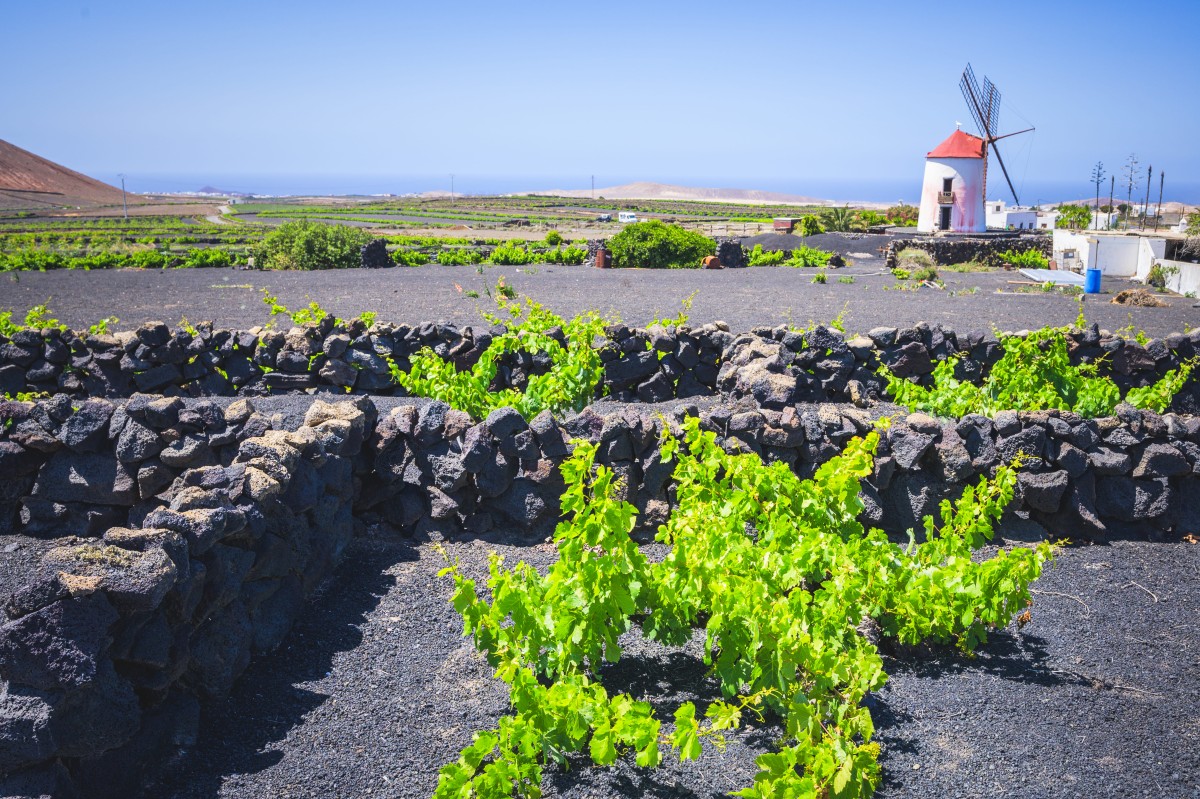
[
  {"left": 0, "top": 139, "right": 126, "bottom": 210},
  {"left": 523, "top": 181, "right": 841, "bottom": 206}
]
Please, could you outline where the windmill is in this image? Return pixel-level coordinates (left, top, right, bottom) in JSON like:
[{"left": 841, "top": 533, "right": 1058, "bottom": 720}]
[{"left": 958, "top": 64, "right": 1034, "bottom": 206}]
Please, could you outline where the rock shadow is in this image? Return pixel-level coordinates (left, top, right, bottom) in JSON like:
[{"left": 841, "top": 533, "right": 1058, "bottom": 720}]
[{"left": 139, "top": 536, "right": 416, "bottom": 798}]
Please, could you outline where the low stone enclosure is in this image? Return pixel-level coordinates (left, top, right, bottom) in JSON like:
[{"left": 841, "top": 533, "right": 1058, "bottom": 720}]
[
  {"left": 1, "top": 317, "right": 1199, "bottom": 798},
  {"left": 2, "top": 316, "right": 1198, "bottom": 414},
  {"left": 883, "top": 235, "right": 1051, "bottom": 269}
]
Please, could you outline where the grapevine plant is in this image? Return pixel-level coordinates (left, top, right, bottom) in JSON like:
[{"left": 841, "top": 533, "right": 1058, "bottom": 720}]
[
  {"left": 435, "top": 417, "right": 1051, "bottom": 798},
  {"left": 882, "top": 325, "right": 1196, "bottom": 418},
  {"left": 393, "top": 293, "right": 607, "bottom": 421}
]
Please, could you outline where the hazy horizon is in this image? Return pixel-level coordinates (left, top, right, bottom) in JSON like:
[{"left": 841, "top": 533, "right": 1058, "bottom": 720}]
[
  {"left": 101, "top": 171, "right": 1200, "bottom": 207},
  {"left": 4, "top": 0, "right": 1198, "bottom": 206}
]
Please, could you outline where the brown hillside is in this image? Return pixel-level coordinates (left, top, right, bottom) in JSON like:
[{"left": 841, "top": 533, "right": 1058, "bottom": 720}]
[{"left": 0, "top": 139, "right": 125, "bottom": 210}]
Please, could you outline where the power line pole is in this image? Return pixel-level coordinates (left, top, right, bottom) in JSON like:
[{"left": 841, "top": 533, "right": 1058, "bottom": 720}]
[
  {"left": 1107, "top": 175, "right": 1114, "bottom": 229},
  {"left": 1154, "top": 170, "right": 1164, "bottom": 232},
  {"left": 1141, "top": 164, "right": 1152, "bottom": 231},
  {"left": 118, "top": 173, "right": 128, "bottom": 219},
  {"left": 591, "top": 175, "right": 594, "bottom": 200},
  {"left": 450, "top": 174, "right": 455, "bottom": 205}
]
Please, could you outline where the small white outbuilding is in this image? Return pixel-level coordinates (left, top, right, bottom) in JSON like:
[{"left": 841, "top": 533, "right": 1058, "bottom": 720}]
[
  {"left": 916, "top": 129, "right": 986, "bottom": 234},
  {"left": 985, "top": 200, "right": 1038, "bottom": 230}
]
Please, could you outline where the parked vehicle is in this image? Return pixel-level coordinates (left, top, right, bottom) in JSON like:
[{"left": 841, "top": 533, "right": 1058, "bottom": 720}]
[{"left": 618, "top": 211, "right": 638, "bottom": 223}]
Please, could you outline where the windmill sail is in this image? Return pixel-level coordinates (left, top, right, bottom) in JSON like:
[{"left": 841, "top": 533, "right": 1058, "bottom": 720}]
[{"left": 959, "top": 63, "right": 1028, "bottom": 206}]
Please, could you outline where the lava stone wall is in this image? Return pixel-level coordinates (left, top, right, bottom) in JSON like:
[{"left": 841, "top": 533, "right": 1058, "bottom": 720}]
[
  {"left": 2, "top": 318, "right": 1197, "bottom": 414},
  {"left": 718, "top": 323, "right": 1200, "bottom": 415},
  {"left": 0, "top": 402, "right": 363, "bottom": 799},
  {"left": 3, "top": 394, "right": 1200, "bottom": 797},
  {"left": 0, "top": 395, "right": 281, "bottom": 537},
  {"left": 884, "top": 235, "right": 1051, "bottom": 269}
]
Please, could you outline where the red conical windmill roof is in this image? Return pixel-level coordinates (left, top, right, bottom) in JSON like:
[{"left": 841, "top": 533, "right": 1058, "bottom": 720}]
[{"left": 927, "top": 130, "right": 985, "bottom": 159}]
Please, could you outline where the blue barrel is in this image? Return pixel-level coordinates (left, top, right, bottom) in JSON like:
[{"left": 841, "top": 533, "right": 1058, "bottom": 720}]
[{"left": 1084, "top": 268, "right": 1102, "bottom": 294}]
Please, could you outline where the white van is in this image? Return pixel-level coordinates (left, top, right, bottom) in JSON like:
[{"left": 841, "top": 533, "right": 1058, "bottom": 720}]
[{"left": 618, "top": 211, "right": 638, "bottom": 223}]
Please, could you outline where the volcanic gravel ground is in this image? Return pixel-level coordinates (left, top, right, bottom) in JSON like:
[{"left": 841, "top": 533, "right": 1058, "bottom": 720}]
[
  {"left": 139, "top": 529, "right": 1200, "bottom": 799},
  {"left": 3, "top": 265, "right": 1196, "bottom": 338}
]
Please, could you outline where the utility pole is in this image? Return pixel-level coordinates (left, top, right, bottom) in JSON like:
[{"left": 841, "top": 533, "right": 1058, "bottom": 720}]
[
  {"left": 450, "top": 174, "right": 454, "bottom": 205},
  {"left": 1107, "top": 176, "right": 1115, "bottom": 229},
  {"left": 1154, "top": 171, "right": 1164, "bottom": 232},
  {"left": 591, "top": 175, "right": 594, "bottom": 200},
  {"left": 118, "top": 173, "right": 128, "bottom": 219},
  {"left": 1141, "top": 165, "right": 1152, "bottom": 230}
]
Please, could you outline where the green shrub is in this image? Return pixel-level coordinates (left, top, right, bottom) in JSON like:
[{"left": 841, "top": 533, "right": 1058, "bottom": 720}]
[
  {"left": 544, "top": 245, "right": 587, "bottom": 265},
  {"left": 393, "top": 249, "right": 431, "bottom": 266},
  {"left": 181, "top": 248, "right": 234, "bottom": 268},
  {"left": 797, "top": 215, "right": 825, "bottom": 236},
  {"left": 436, "top": 248, "right": 484, "bottom": 265},
  {"left": 996, "top": 248, "right": 1049, "bottom": 269},
  {"left": 785, "top": 245, "right": 834, "bottom": 268},
  {"left": 891, "top": 267, "right": 911, "bottom": 280},
  {"left": 251, "top": 219, "right": 372, "bottom": 270},
  {"left": 911, "top": 266, "right": 938, "bottom": 282},
  {"left": 489, "top": 243, "right": 536, "bottom": 265},
  {"left": 811, "top": 271, "right": 827, "bottom": 284},
  {"left": 544, "top": 230, "right": 564, "bottom": 246},
  {"left": 895, "top": 247, "right": 935, "bottom": 271},
  {"left": 607, "top": 221, "right": 715, "bottom": 269},
  {"left": 1055, "top": 205, "right": 1092, "bottom": 230},
  {"left": 747, "top": 244, "right": 785, "bottom": 266}
]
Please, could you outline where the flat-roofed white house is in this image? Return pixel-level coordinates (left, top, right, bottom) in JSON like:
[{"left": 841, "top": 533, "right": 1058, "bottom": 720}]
[{"left": 985, "top": 200, "right": 1037, "bottom": 230}]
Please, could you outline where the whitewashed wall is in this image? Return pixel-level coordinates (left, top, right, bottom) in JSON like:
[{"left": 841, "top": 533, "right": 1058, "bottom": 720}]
[{"left": 916, "top": 158, "right": 985, "bottom": 233}]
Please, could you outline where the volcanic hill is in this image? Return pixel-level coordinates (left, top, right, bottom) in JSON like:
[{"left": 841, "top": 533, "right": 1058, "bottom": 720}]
[{"left": 0, "top": 138, "right": 125, "bottom": 211}]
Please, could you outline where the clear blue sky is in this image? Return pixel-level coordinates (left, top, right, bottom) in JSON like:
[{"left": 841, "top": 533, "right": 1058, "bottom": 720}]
[{"left": 4, "top": 0, "right": 1197, "bottom": 201}]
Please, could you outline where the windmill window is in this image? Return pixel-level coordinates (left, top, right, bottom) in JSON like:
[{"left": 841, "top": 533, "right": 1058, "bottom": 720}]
[{"left": 943, "top": 178, "right": 954, "bottom": 193}]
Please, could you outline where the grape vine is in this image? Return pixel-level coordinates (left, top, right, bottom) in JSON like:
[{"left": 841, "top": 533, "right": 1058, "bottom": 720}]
[
  {"left": 882, "top": 325, "right": 1196, "bottom": 418},
  {"left": 393, "top": 292, "right": 607, "bottom": 421},
  {"left": 435, "top": 417, "right": 1052, "bottom": 798}
]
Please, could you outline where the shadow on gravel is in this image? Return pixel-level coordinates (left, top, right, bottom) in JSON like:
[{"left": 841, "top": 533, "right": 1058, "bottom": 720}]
[
  {"left": 142, "top": 537, "right": 417, "bottom": 799},
  {"left": 880, "top": 629, "right": 1065, "bottom": 686}
]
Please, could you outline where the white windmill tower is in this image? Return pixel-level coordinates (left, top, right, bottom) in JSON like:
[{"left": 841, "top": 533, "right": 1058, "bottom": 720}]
[{"left": 916, "top": 64, "right": 1034, "bottom": 234}]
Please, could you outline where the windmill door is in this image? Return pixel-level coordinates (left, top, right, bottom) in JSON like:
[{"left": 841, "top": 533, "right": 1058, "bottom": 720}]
[{"left": 939, "top": 206, "right": 952, "bottom": 231}]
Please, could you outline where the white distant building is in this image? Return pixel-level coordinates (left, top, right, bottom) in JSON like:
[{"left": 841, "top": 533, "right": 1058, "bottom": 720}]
[
  {"left": 985, "top": 200, "right": 1037, "bottom": 230},
  {"left": 1052, "top": 229, "right": 1200, "bottom": 295},
  {"left": 1053, "top": 230, "right": 1164, "bottom": 275},
  {"left": 916, "top": 129, "right": 986, "bottom": 234},
  {"left": 1036, "top": 210, "right": 1060, "bottom": 230}
]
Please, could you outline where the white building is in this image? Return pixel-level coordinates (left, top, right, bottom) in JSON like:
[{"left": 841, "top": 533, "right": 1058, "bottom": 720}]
[
  {"left": 916, "top": 129, "right": 986, "bottom": 234},
  {"left": 1052, "top": 230, "right": 1164, "bottom": 276},
  {"left": 1036, "top": 210, "right": 1060, "bottom": 230},
  {"left": 985, "top": 200, "right": 1038, "bottom": 230}
]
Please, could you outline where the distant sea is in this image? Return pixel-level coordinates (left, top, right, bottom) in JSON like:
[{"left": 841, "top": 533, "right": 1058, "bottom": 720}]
[{"left": 118, "top": 173, "right": 1200, "bottom": 207}]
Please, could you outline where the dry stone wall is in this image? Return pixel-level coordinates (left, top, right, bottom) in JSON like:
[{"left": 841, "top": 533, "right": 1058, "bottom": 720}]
[
  {"left": 3, "top": 302, "right": 1200, "bottom": 797},
  {"left": 883, "top": 235, "right": 1051, "bottom": 268},
  {"left": 0, "top": 399, "right": 364, "bottom": 798},
  {"left": 3, "top": 389, "right": 1200, "bottom": 796},
  {"left": 3, "top": 318, "right": 1197, "bottom": 414}
]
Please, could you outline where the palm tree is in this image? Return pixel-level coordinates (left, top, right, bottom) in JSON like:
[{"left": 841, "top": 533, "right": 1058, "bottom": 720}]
[{"left": 821, "top": 205, "right": 860, "bottom": 232}]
